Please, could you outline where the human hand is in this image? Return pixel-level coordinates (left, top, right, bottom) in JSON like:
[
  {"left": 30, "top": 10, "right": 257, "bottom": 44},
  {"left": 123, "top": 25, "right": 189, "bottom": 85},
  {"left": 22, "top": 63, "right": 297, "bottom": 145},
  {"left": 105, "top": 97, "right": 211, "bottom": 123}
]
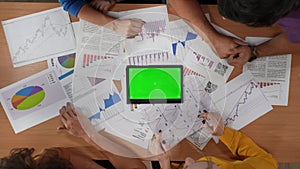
[
  {"left": 90, "top": 0, "right": 116, "bottom": 13},
  {"left": 199, "top": 111, "right": 224, "bottom": 136},
  {"left": 209, "top": 33, "right": 248, "bottom": 59},
  {"left": 149, "top": 131, "right": 172, "bottom": 169},
  {"left": 57, "top": 102, "right": 88, "bottom": 140},
  {"left": 227, "top": 45, "right": 252, "bottom": 68},
  {"left": 109, "top": 19, "right": 144, "bottom": 38}
]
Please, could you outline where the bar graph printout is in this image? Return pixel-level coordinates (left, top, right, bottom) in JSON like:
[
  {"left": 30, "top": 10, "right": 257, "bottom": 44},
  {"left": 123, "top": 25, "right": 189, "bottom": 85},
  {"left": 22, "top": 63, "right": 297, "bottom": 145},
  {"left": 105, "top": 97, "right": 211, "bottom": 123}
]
[
  {"left": 74, "top": 20, "right": 121, "bottom": 78},
  {"left": 0, "top": 69, "right": 69, "bottom": 133},
  {"left": 168, "top": 19, "right": 234, "bottom": 86},
  {"left": 211, "top": 71, "right": 273, "bottom": 130},
  {"left": 244, "top": 37, "right": 291, "bottom": 106},
  {"left": 2, "top": 7, "right": 76, "bottom": 67},
  {"left": 112, "top": 6, "right": 171, "bottom": 55}
]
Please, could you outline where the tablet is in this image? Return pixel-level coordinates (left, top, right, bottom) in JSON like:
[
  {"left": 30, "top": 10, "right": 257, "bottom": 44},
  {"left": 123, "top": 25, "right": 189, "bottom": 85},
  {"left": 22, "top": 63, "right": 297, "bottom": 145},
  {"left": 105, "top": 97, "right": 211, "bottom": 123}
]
[{"left": 126, "top": 65, "right": 183, "bottom": 104}]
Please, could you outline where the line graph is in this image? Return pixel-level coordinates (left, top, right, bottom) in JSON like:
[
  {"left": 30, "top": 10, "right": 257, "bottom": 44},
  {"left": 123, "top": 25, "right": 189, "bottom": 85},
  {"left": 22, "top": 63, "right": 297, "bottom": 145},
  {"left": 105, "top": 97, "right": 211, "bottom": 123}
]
[
  {"left": 2, "top": 7, "right": 76, "bottom": 67},
  {"left": 224, "top": 81, "right": 258, "bottom": 126},
  {"left": 212, "top": 72, "right": 273, "bottom": 130},
  {"left": 13, "top": 15, "right": 69, "bottom": 60}
]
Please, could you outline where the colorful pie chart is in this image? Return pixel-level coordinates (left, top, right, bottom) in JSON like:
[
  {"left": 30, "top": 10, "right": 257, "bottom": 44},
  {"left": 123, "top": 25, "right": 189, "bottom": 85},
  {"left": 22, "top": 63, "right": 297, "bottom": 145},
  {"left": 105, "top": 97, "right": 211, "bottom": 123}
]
[
  {"left": 11, "top": 86, "right": 45, "bottom": 110},
  {"left": 58, "top": 53, "right": 75, "bottom": 68}
]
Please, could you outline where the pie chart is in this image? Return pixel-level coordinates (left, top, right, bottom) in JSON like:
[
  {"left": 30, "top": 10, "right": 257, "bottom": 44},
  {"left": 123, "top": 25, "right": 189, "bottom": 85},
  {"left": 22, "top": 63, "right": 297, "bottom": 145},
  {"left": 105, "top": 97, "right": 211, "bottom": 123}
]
[
  {"left": 58, "top": 53, "right": 75, "bottom": 68},
  {"left": 11, "top": 86, "right": 45, "bottom": 110}
]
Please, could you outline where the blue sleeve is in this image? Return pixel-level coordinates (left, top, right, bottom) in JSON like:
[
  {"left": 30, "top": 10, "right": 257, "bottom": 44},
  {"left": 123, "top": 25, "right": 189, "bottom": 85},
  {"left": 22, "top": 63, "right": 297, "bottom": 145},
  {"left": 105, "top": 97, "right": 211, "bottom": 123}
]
[{"left": 59, "top": 0, "right": 87, "bottom": 17}]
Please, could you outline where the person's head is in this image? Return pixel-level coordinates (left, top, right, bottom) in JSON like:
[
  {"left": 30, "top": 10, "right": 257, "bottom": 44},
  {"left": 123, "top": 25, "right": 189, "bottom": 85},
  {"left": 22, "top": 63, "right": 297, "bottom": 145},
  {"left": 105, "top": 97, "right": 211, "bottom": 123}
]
[
  {"left": 0, "top": 148, "right": 73, "bottom": 169},
  {"left": 218, "top": 0, "right": 300, "bottom": 27}
]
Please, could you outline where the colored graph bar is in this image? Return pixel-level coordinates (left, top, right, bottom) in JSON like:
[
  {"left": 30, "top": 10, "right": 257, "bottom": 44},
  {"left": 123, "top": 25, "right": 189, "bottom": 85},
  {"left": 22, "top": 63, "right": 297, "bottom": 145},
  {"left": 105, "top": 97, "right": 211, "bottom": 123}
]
[
  {"left": 82, "top": 54, "right": 114, "bottom": 68},
  {"left": 140, "top": 19, "right": 166, "bottom": 41},
  {"left": 127, "top": 51, "right": 170, "bottom": 65},
  {"left": 193, "top": 51, "right": 214, "bottom": 69}
]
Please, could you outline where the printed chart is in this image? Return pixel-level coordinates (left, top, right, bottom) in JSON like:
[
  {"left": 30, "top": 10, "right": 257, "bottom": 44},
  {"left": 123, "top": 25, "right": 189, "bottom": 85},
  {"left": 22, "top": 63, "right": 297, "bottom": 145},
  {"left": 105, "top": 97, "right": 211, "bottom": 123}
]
[
  {"left": 0, "top": 69, "right": 69, "bottom": 133},
  {"left": 48, "top": 53, "right": 76, "bottom": 101},
  {"left": 2, "top": 7, "right": 76, "bottom": 67},
  {"left": 58, "top": 53, "right": 75, "bottom": 68},
  {"left": 12, "top": 86, "right": 45, "bottom": 110},
  {"left": 211, "top": 71, "right": 273, "bottom": 130}
]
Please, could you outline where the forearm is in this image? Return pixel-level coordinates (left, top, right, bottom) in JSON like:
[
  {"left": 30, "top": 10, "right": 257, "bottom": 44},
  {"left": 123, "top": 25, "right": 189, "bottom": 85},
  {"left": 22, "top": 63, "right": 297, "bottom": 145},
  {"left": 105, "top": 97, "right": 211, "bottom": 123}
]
[
  {"left": 256, "top": 33, "right": 300, "bottom": 57},
  {"left": 78, "top": 4, "right": 116, "bottom": 26},
  {"left": 220, "top": 127, "right": 274, "bottom": 159},
  {"left": 169, "top": 0, "right": 219, "bottom": 43}
]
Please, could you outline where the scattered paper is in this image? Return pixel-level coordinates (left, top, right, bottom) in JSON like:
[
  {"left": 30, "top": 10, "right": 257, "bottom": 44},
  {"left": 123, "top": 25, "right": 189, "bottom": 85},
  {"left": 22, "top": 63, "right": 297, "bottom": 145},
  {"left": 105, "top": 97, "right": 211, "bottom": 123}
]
[
  {"left": 211, "top": 71, "right": 273, "bottom": 130},
  {"left": 244, "top": 37, "right": 291, "bottom": 106},
  {"left": 0, "top": 69, "right": 69, "bottom": 133},
  {"left": 2, "top": 7, "right": 76, "bottom": 67}
]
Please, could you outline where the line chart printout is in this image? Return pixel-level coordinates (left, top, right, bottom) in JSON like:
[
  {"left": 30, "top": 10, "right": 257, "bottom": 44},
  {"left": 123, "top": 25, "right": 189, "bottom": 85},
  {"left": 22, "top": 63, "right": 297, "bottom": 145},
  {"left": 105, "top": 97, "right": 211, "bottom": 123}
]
[
  {"left": 0, "top": 69, "right": 69, "bottom": 133},
  {"left": 2, "top": 7, "right": 76, "bottom": 67},
  {"left": 244, "top": 37, "right": 291, "bottom": 106},
  {"left": 211, "top": 71, "right": 273, "bottom": 130}
]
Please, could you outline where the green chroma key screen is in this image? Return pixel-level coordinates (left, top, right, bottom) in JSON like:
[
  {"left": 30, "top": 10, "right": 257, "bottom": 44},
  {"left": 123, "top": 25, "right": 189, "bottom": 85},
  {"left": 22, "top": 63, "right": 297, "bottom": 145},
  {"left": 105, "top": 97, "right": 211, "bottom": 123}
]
[{"left": 126, "top": 65, "right": 183, "bottom": 104}]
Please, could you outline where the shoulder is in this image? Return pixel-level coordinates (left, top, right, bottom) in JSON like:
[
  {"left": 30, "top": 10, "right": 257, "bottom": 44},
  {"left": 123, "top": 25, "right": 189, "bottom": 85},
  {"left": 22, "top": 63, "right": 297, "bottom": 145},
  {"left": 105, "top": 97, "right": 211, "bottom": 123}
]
[{"left": 277, "top": 8, "right": 300, "bottom": 43}]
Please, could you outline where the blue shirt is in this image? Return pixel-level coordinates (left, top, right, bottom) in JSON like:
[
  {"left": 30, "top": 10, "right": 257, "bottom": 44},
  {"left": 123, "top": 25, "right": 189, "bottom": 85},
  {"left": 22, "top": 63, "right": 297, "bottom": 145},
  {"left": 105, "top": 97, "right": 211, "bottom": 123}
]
[{"left": 59, "top": 0, "right": 88, "bottom": 17}]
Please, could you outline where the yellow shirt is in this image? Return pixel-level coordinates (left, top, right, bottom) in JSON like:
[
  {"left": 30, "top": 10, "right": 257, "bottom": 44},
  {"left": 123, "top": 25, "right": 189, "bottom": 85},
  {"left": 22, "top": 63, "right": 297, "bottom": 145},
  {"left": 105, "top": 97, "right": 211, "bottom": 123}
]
[{"left": 172, "top": 127, "right": 278, "bottom": 169}]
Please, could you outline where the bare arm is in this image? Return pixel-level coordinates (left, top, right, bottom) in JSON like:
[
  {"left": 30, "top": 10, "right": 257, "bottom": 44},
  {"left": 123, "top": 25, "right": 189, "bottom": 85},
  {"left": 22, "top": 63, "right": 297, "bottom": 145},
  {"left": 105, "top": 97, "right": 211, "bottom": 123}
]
[
  {"left": 78, "top": 4, "right": 144, "bottom": 38},
  {"left": 169, "top": 0, "right": 247, "bottom": 58},
  {"left": 58, "top": 102, "right": 147, "bottom": 169},
  {"left": 256, "top": 33, "right": 300, "bottom": 57},
  {"left": 227, "top": 32, "right": 300, "bottom": 68}
]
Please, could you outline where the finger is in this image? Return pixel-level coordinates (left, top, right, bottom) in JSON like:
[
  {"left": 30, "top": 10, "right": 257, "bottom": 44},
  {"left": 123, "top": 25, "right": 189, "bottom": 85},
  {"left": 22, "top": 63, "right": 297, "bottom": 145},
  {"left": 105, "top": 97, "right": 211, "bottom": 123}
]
[
  {"left": 57, "top": 125, "right": 66, "bottom": 130},
  {"left": 203, "top": 122, "right": 214, "bottom": 134},
  {"left": 199, "top": 112, "right": 209, "bottom": 119},
  {"left": 59, "top": 114, "right": 68, "bottom": 127},
  {"left": 151, "top": 134, "right": 156, "bottom": 141},
  {"left": 66, "top": 102, "right": 77, "bottom": 117},
  {"left": 131, "top": 19, "right": 145, "bottom": 27},
  {"left": 129, "top": 27, "right": 142, "bottom": 34},
  {"left": 232, "top": 38, "right": 248, "bottom": 46},
  {"left": 59, "top": 106, "right": 68, "bottom": 120}
]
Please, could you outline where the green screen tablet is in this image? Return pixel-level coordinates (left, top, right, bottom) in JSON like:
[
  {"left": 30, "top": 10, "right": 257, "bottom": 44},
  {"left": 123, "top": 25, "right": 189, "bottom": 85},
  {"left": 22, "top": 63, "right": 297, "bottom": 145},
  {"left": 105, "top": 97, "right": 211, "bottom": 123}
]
[{"left": 126, "top": 65, "right": 183, "bottom": 104}]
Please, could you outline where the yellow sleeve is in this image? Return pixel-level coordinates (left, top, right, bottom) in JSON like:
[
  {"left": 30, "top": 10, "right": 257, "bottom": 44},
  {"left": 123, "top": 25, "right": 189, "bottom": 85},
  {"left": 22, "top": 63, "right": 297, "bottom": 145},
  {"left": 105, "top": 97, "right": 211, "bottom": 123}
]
[{"left": 218, "top": 127, "right": 278, "bottom": 169}]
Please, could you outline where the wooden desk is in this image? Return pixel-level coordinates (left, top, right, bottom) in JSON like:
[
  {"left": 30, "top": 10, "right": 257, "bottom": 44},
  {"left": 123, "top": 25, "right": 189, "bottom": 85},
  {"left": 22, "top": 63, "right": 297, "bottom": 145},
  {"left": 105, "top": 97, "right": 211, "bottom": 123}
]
[{"left": 0, "top": 2, "right": 300, "bottom": 162}]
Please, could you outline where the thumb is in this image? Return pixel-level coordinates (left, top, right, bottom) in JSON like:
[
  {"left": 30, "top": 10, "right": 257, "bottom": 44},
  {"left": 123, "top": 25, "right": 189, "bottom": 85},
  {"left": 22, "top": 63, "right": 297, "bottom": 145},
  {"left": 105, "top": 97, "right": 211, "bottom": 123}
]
[{"left": 57, "top": 125, "right": 66, "bottom": 130}]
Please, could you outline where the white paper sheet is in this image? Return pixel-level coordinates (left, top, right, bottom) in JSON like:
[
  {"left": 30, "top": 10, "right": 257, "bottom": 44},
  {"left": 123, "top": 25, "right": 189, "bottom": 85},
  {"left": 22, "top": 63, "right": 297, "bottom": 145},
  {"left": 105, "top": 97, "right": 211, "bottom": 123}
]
[
  {"left": 47, "top": 22, "right": 79, "bottom": 101},
  {"left": 109, "top": 6, "right": 171, "bottom": 55},
  {"left": 0, "top": 69, "right": 69, "bottom": 133},
  {"left": 2, "top": 7, "right": 76, "bottom": 67},
  {"left": 211, "top": 71, "right": 273, "bottom": 130},
  {"left": 168, "top": 19, "right": 234, "bottom": 86},
  {"left": 244, "top": 37, "right": 291, "bottom": 106}
]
